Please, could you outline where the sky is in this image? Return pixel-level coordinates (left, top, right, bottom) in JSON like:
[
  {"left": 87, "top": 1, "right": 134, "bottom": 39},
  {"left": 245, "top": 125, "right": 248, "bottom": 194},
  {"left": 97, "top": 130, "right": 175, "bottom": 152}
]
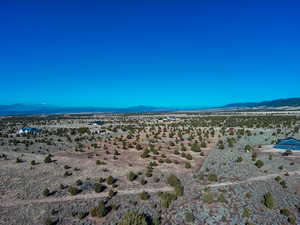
[{"left": 0, "top": 0, "right": 299, "bottom": 108}]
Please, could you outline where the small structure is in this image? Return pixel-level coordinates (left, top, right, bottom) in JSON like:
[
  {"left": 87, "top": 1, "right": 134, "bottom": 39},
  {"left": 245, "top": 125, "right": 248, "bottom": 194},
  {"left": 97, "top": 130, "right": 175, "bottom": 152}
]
[
  {"left": 274, "top": 137, "right": 300, "bottom": 151},
  {"left": 17, "top": 128, "right": 41, "bottom": 135},
  {"left": 168, "top": 115, "right": 176, "bottom": 120},
  {"left": 89, "top": 121, "right": 105, "bottom": 126},
  {"left": 94, "top": 129, "right": 110, "bottom": 134},
  {"left": 162, "top": 115, "right": 177, "bottom": 122}
]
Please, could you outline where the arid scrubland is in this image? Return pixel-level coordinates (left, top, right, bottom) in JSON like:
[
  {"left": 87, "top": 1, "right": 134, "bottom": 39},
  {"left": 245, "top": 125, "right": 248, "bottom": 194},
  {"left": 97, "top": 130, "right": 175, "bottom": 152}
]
[{"left": 0, "top": 114, "right": 299, "bottom": 225}]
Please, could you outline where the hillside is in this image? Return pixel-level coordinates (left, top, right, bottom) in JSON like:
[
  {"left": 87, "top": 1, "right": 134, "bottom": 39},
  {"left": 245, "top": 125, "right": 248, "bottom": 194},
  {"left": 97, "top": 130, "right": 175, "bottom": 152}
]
[
  {"left": 223, "top": 98, "right": 300, "bottom": 108},
  {"left": 1, "top": 98, "right": 300, "bottom": 116}
]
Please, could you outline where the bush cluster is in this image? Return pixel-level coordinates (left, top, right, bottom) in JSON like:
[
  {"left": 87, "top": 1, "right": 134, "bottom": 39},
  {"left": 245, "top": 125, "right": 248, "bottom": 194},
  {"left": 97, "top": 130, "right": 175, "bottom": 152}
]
[
  {"left": 90, "top": 200, "right": 109, "bottom": 217},
  {"left": 128, "top": 171, "right": 137, "bottom": 181},
  {"left": 118, "top": 211, "right": 147, "bottom": 225}
]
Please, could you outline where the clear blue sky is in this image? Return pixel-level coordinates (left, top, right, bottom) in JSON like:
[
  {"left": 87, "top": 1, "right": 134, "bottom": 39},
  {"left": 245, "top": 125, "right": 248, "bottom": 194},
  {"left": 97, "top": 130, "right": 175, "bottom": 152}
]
[{"left": 0, "top": 1, "right": 299, "bottom": 107}]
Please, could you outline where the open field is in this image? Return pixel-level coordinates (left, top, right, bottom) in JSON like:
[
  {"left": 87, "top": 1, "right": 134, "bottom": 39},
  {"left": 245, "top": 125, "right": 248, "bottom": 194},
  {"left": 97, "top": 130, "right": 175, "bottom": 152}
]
[{"left": 0, "top": 113, "right": 299, "bottom": 225}]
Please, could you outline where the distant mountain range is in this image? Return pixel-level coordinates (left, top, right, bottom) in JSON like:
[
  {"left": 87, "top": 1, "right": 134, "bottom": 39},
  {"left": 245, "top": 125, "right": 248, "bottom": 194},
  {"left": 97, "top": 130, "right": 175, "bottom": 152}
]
[
  {"left": 0, "top": 104, "right": 176, "bottom": 116},
  {"left": 222, "top": 97, "right": 300, "bottom": 109},
  {"left": 0, "top": 98, "right": 300, "bottom": 116}
]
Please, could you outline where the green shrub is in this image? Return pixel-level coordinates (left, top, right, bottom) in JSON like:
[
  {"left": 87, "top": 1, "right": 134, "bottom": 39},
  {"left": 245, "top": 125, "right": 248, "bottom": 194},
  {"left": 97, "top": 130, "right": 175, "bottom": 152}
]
[
  {"left": 278, "top": 165, "right": 284, "bottom": 170},
  {"left": 275, "top": 176, "right": 281, "bottom": 182},
  {"left": 186, "top": 154, "right": 193, "bottom": 160},
  {"left": 145, "top": 169, "right": 153, "bottom": 177},
  {"left": 77, "top": 212, "right": 88, "bottom": 219},
  {"left": 280, "top": 180, "right": 287, "bottom": 188},
  {"left": 185, "top": 162, "right": 192, "bottom": 169},
  {"left": 251, "top": 152, "right": 257, "bottom": 161},
  {"left": 152, "top": 216, "right": 161, "bottom": 225},
  {"left": 167, "top": 175, "right": 181, "bottom": 187},
  {"left": 107, "top": 175, "right": 114, "bottom": 185},
  {"left": 245, "top": 145, "right": 252, "bottom": 151},
  {"left": 108, "top": 189, "right": 116, "bottom": 198},
  {"left": 140, "top": 191, "right": 150, "bottom": 200},
  {"left": 140, "top": 179, "right": 147, "bottom": 185},
  {"left": 149, "top": 161, "right": 158, "bottom": 167},
  {"left": 218, "top": 143, "right": 224, "bottom": 150},
  {"left": 191, "top": 142, "right": 201, "bottom": 152},
  {"left": 236, "top": 156, "right": 243, "bottom": 162},
  {"left": 94, "top": 183, "right": 106, "bottom": 193},
  {"left": 255, "top": 160, "right": 264, "bottom": 168},
  {"left": 64, "top": 171, "right": 72, "bottom": 177},
  {"left": 280, "top": 208, "right": 290, "bottom": 217},
  {"left": 165, "top": 158, "right": 172, "bottom": 163},
  {"left": 76, "top": 179, "right": 82, "bottom": 186},
  {"left": 184, "top": 211, "right": 195, "bottom": 223},
  {"left": 217, "top": 193, "right": 226, "bottom": 203},
  {"left": 44, "top": 218, "right": 55, "bottom": 225},
  {"left": 128, "top": 171, "right": 137, "bottom": 181},
  {"left": 110, "top": 203, "right": 119, "bottom": 211},
  {"left": 60, "top": 184, "right": 67, "bottom": 189},
  {"left": 68, "top": 187, "right": 80, "bottom": 195},
  {"left": 207, "top": 173, "right": 218, "bottom": 182},
  {"left": 44, "top": 154, "right": 52, "bottom": 163},
  {"left": 203, "top": 192, "right": 214, "bottom": 204},
  {"left": 96, "top": 160, "right": 106, "bottom": 165},
  {"left": 128, "top": 200, "right": 138, "bottom": 206},
  {"left": 64, "top": 165, "right": 71, "bottom": 169},
  {"left": 246, "top": 192, "right": 252, "bottom": 199},
  {"left": 43, "top": 188, "right": 50, "bottom": 197},
  {"left": 288, "top": 216, "right": 296, "bottom": 224},
  {"left": 118, "top": 211, "right": 147, "bottom": 225},
  {"left": 153, "top": 177, "right": 160, "bottom": 183},
  {"left": 141, "top": 149, "right": 150, "bottom": 158},
  {"left": 158, "top": 192, "right": 177, "bottom": 208},
  {"left": 245, "top": 222, "right": 255, "bottom": 225},
  {"left": 175, "top": 185, "right": 184, "bottom": 196},
  {"left": 90, "top": 200, "right": 108, "bottom": 217},
  {"left": 263, "top": 192, "right": 275, "bottom": 209},
  {"left": 243, "top": 209, "right": 251, "bottom": 218},
  {"left": 16, "top": 157, "right": 23, "bottom": 163}
]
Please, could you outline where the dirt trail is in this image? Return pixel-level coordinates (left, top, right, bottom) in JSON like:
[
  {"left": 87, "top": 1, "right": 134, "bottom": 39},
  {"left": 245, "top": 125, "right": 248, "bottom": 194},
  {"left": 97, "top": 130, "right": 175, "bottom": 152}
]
[
  {"left": 0, "top": 186, "right": 173, "bottom": 208},
  {"left": 2, "top": 170, "right": 299, "bottom": 208},
  {"left": 205, "top": 170, "right": 300, "bottom": 188}
]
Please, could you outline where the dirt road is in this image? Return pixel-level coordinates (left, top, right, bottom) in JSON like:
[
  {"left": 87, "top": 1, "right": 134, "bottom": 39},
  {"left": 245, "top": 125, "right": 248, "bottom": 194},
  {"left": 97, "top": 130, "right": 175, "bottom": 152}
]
[
  {"left": 0, "top": 186, "right": 173, "bottom": 208},
  {"left": 205, "top": 170, "right": 300, "bottom": 188}
]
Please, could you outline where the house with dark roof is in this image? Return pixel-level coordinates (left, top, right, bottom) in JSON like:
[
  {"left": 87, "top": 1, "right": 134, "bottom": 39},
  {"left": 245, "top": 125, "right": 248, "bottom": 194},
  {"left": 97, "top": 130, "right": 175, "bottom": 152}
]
[
  {"left": 274, "top": 137, "right": 300, "bottom": 151},
  {"left": 89, "top": 121, "right": 105, "bottom": 126}
]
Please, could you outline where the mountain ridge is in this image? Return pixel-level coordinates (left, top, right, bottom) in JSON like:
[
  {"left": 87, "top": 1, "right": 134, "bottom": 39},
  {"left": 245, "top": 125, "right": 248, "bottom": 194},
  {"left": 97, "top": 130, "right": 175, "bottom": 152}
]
[
  {"left": 0, "top": 104, "right": 176, "bottom": 116},
  {"left": 1, "top": 97, "right": 300, "bottom": 116},
  {"left": 222, "top": 97, "right": 300, "bottom": 108}
]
